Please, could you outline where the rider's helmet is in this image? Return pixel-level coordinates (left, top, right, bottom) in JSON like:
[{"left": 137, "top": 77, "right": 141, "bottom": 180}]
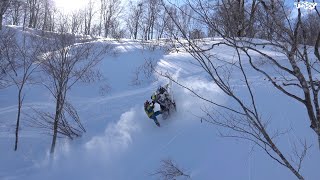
[{"left": 151, "top": 93, "right": 157, "bottom": 101}]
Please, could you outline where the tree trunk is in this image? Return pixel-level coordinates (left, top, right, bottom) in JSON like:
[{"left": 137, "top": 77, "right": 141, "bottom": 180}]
[
  {"left": 28, "top": 9, "right": 33, "bottom": 28},
  {"left": 237, "top": 0, "right": 245, "bottom": 37},
  {"left": 0, "top": 14, "right": 3, "bottom": 30},
  {"left": 14, "top": 87, "right": 23, "bottom": 151},
  {"left": 315, "top": 31, "right": 320, "bottom": 61},
  {"left": 246, "top": 0, "right": 257, "bottom": 37},
  {"left": 318, "top": 135, "right": 320, "bottom": 150},
  {"left": 13, "top": 3, "right": 21, "bottom": 26},
  {"left": 104, "top": 16, "right": 110, "bottom": 38},
  {"left": 50, "top": 92, "right": 62, "bottom": 154},
  {"left": 134, "top": 21, "right": 138, "bottom": 39},
  {"left": 33, "top": 3, "right": 40, "bottom": 28},
  {"left": 150, "top": 19, "right": 154, "bottom": 40},
  {"left": 42, "top": 1, "right": 48, "bottom": 31},
  {"left": 23, "top": 7, "right": 27, "bottom": 31},
  {"left": 99, "top": 0, "right": 104, "bottom": 36}
]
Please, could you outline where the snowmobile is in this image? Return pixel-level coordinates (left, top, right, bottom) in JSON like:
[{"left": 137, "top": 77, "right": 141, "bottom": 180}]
[{"left": 152, "top": 82, "right": 176, "bottom": 119}]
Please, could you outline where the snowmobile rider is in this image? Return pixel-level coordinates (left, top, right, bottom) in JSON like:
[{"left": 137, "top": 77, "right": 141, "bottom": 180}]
[
  {"left": 144, "top": 100, "right": 162, "bottom": 127},
  {"left": 151, "top": 86, "right": 167, "bottom": 111}
]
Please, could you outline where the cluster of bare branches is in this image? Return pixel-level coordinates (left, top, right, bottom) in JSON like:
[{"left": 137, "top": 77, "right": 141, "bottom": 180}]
[
  {"left": 0, "top": 0, "right": 11, "bottom": 30},
  {"left": 26, "top": 102, "right": 85, "bottom": 139},
  {"left": 0, "top": 28, "right": 16, "bottom": 88},
  {"left": 151, "top": 159, "right": 190, "bottom": 180},
  {"left": 131, "top": 58, "right": 157, "bottom": 86}
]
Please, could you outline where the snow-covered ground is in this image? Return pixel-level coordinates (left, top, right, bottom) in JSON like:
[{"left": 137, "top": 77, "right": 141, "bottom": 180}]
[{"left": 0, "top": 27, "right": 319, "bottom": 180}]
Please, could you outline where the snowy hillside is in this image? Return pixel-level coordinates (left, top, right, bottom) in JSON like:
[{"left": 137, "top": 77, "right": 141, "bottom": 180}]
[{"left": 0, "top": 27, "right": 319, "bottom": 180}]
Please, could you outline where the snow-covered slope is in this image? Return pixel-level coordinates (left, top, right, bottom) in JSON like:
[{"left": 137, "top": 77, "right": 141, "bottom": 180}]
[{"left": 0, "top": 27, "right": 319, "bottom": 180}]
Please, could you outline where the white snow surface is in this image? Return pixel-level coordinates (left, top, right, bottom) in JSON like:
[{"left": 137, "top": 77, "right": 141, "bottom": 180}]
[{"left": 0, "top": 27, "right": 319, "bottom": 180}]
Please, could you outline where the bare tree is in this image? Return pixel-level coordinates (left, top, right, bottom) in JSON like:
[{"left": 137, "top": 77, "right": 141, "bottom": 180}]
[
  {"left": 70, "top": 10, "right": 84, "bottom": 35},
  {"left": 154, "top": 1, "right": 192, "bottom": 40},
  {"left": 216, "top": 0, "right": 245, "bottom": 37},
  {"left": 27, "top": 0, "right": 40, "bottom": 28},
  {"left": 161, "top": 4, "right": 179, "bottom": 39},
  {"left": 5, "top": 0, "right": 56, "bottom": 31},
  {"left": 255, "top": 0, "right": 286, "bottom": 40},
  {"left": 1, "top": 29, "right": 42, "bottom": 151},
  {"left": 300, "top": 11, "right": 320, "bottom": 46},
  {"left": 151, "top": 159, "right": 190, "bottom": 180},
  {"left": 126, "top": 1, "right": 143, "bottom": 39},
  {"left": 84, "top": 0, "right": 96, "bottom": 35},
  {"left": 42, "top": 0, "right": 55, "bottom": 31},
  {"left": 158, "top": 0, "right": 317, "bottom": 179},
  {"left": 21, "top": 0, "right": 28, "bottom": 30},
  {"left": 101, "top": 0, "right": 122, "bottom": 38},
  {"left": 141, "top": 0, "right": 161, "bottom": 40},
  {"left": 8, "top": 0, "right": 23, "bottom": 26},
  {"left": 0, "top": 0, "right": 11, "bottom": 30},
  {"left": 154, "top": 3, "right": 166, "bottom": 39},
  {"left": 178, "top": 4, "right": 194, "bottom": 38},
  {"left": 98, "top": 0, "right": 104, "bottom": 36},
  {"left": 38, "top": 24, "right": 108, "bottom": 155}
]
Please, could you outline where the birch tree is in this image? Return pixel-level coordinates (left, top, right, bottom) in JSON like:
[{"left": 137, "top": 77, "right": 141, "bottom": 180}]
[
  {"left": 38, "top": 25, "right": 108, "bottom": 155},
  {"left": 2, "top": 31, "right": 42, "bottom": 150}
]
